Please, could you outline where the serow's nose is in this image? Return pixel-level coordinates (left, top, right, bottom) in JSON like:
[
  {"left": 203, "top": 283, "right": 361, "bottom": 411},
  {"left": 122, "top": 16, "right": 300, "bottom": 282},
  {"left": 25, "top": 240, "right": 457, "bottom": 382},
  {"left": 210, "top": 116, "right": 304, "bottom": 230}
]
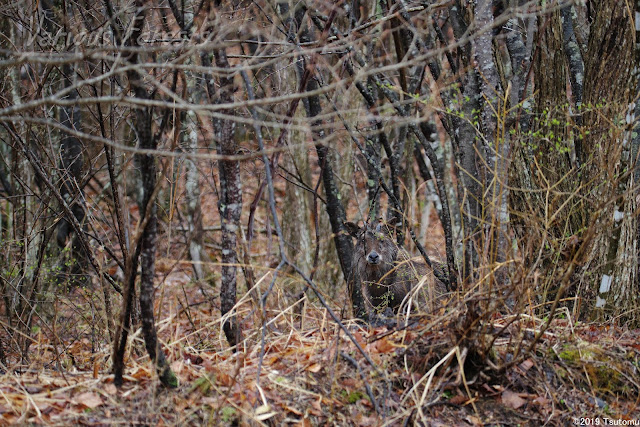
[{"left": 367, "top": 251, "right": 380, "bottom": 265}]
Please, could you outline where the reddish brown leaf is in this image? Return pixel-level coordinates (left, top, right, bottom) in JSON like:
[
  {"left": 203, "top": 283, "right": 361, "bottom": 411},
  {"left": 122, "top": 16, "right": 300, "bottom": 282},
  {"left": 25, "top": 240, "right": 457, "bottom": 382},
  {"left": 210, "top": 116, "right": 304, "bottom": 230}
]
[
  {"left": 306, "top": 363, "right": 322, "bottom": 373},
  {"left": 372, "top": 338, "right": 395, "bottom": 354},
  {"left": 533, "top": 396, "right": 551, "bottom": 406},
  {"left": 294, "top": 417, "right": 312, "bottom": 427},
  {"left": 130, "top": 366, "right": 152, "bottom": 380},
  {"left": 449, "top": 395, "right": 468, "bottom": 405},
  {"left": 502, "top": 390, "right": 526, "bottom": 409}
]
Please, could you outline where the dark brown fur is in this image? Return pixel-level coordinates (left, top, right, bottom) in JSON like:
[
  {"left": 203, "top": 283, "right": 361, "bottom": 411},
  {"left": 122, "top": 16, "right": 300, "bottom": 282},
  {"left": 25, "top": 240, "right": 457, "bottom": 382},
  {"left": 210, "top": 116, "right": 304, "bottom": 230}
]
[{"left": 346, "top": 222, "right": 446, "bottom": 315}]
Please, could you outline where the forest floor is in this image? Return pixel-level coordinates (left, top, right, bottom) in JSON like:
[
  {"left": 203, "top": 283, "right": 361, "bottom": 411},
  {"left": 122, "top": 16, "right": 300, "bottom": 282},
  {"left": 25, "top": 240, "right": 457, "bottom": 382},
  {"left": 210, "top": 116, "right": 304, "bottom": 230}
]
[
  {"left": 1, "top": 267, "right": 639, "bottom": 426},
  {"left": 2, "top": 168, "right": 639, "bottom": 426}
]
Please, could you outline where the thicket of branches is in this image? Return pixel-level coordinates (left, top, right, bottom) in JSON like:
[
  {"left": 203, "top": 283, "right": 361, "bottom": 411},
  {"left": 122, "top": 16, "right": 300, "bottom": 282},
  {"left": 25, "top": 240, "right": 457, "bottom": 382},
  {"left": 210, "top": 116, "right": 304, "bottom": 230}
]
[{"left": 0, "top": 0, "right": 638, "bottom": 393}]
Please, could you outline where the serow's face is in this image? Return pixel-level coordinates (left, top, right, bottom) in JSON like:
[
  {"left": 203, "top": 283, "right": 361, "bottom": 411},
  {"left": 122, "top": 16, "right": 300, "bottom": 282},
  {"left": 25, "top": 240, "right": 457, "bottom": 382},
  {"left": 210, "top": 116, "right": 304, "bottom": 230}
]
[{"left": 358, "top": 223, "right": 397, "bottom": 269}]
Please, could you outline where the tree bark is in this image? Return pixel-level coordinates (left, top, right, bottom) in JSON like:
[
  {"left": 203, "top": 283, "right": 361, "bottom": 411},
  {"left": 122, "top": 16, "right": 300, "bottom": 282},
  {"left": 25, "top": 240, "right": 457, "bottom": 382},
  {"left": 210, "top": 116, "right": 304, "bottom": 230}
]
[
  {"left": 108, "top": 0, "right": 176, "bottom": 387},
  {"left": 213, "top": 48, "right": 243, "bottom": 347},
  {"left": 472, "top": 0, "right": 509, "bottom": 288},
  {"left": 292, "top": 5, "right": 364, "bottom": 317},
  {"left": 581, "top": 0, "right": 638, "bottom": 321},
  {"left": 184, "top": 77, "right": 207, "bottom": 282},
  {"left": 136, "top": 105, "right": 176, "bottom": 387}
]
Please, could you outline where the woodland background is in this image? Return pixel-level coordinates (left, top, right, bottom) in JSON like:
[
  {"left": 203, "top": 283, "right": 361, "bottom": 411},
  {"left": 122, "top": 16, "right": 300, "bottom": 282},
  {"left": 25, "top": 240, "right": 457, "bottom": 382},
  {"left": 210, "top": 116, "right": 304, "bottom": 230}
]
[{"left": 0, "top": 0, "right": 639, "bottom": 424}]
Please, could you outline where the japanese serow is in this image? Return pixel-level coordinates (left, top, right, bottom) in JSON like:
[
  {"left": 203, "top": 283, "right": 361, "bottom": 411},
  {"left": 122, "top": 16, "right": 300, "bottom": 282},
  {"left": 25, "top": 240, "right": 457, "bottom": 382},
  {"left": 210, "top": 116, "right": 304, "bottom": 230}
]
[{"left": 345, "top": 221, "right": 447, "bottom": 317}]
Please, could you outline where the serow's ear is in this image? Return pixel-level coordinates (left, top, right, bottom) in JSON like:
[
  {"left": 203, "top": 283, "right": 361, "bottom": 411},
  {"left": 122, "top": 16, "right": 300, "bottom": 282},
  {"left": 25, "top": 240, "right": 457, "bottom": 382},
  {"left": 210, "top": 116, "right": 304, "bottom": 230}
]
[{"left": 344, "top": 221, "right": 361, "bottom": 238}]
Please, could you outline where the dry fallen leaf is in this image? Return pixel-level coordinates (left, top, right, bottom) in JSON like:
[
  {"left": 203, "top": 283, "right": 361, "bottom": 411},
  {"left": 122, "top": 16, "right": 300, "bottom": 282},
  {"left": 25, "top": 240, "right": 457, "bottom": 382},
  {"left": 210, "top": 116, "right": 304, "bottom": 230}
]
[
  {"left": 295, "top": 417, "right": 312, "bottom": 427},
  {"left": 502, "top": 389, "right": 526, "bottom": 409},
  {"left": 131, "top": 366, "right": 152, "bottom": 380},
  {"left": 449, "top": 395, "right": 468, "bottom": 405},
  {"left": 284, "top": 404, "right": 302, "bottom": 416},
  {"left": 170, "top": 360, "right": 184, "bottom": 375},
  {"left": 356, "top": 415, "right": 379, "bottom": 426},
  {"left": 533, "top": 396, "right": 551, "bottom": 406},
  {"left": 465, "top": 415, "right": 483, "bottom": 426},
  {"left": 74, "top": 392, "right": 103, "bottom": 409},
  {"left": 310, "top": 398, "right": 322, "bottom": 415},
  {"left": 306, "top": 363, "right": 322, "bottom": 373},
  {"left": 372, "top": 338, "right": 395, "bottom": 354},
  {"left": 519, "top": 359, "right": 534, "bottom": 371},
  {"left": 103, "top": 384, "right": 118, "bottom": 395}
]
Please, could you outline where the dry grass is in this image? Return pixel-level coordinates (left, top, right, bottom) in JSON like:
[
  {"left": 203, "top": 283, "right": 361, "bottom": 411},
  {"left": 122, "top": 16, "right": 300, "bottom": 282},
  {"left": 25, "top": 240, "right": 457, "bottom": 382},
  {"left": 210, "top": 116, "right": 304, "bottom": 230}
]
[{"left": 0, "top": 258, "right": 639, "bottom": 426}]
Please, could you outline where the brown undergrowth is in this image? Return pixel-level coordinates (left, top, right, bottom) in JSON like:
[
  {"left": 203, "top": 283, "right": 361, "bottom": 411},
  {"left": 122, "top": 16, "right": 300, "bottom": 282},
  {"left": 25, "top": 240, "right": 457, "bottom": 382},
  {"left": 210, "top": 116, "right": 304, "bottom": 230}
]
[{"left": 0, "top": 269, "right": 638, "bottom": 426}]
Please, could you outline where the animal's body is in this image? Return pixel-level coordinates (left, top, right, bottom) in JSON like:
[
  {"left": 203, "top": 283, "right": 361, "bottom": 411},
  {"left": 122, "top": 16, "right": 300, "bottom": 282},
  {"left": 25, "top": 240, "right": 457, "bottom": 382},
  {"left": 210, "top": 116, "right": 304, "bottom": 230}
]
[{"left": 346, "top": 221, "right": 447, "bottom": 316}]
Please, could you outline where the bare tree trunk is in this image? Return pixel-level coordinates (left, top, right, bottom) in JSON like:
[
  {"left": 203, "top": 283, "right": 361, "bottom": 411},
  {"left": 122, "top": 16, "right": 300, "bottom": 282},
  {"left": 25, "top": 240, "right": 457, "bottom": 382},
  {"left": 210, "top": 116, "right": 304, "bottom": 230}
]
[
  {"left": 634, "top": 0, "right": 640, "bottom": 291},
  {"left": 5, "top": 20, "right": 45, "bottom": 361},
  {"left": 57, "top": 71, "right": 87, "bottom": 286},
  {"left": 509, "top": 1, "right": 639, "bottom": 323},
  {"left": 581, "top": 0, "right": 638, "bottom": 321},
  {"left": 293, "top": 9, "right": 364, "bottom": 318},
  {"left": 47, "top": 0, "right": 89, "bottom": 288},
  {"left": 108, "top": 0, "right": 176, "bottom": 387},
  {"left": 509, "top": 6, "right": 575, "bottom": 297},
  {"left": 472, "top": 0, "right": 508, "bottom": 289},
  {"left": 282, "top": 113, "right": 313, "bottom": 276},
  {"left": 136, "top": 105, "right": 176, "bottom": 387},
  {"left": 213, "top": 48, "right": 243, "bottom": 347},
  {"left": 184, "top": 76, "right": 207, "bottom": 282}
]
